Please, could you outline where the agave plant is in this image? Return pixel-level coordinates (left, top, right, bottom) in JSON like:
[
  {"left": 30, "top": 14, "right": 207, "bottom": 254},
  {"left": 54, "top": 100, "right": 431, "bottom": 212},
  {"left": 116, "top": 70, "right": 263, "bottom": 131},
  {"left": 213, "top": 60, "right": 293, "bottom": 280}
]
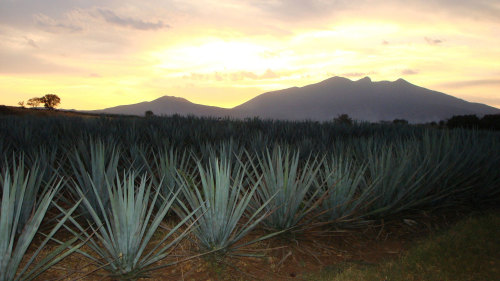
[
  {"left": 362, "top": 143, "right": 431, "bottom": 217},
  {"left": 68, "top": 139, "right": 120, "bottom": 218},
  {"left": 175, "top": 154, "right": 275, "bottom": 256},
  {"left": 0, "top": 162, "right": 82, "bottom": 281},
  {"left": 68, "top": 172, "right": 197, "bottom": 280},
  {"left": 0, "top": 156, "right": 52, "bottom": 234},
  {"left": 249, "top": 147, "right": 323, "bottom": 232},
  {"left": 121, "top": 143, "right": 147, "bottom": 175},
  {"left": 318, "top": 155, "right": 374, "bottom": 224},
  {"left": 418, "top": 130, "right": 500, "bottom": 207},
  {"left": 142, "top": 147, "right": 192, "bottom": 206}
]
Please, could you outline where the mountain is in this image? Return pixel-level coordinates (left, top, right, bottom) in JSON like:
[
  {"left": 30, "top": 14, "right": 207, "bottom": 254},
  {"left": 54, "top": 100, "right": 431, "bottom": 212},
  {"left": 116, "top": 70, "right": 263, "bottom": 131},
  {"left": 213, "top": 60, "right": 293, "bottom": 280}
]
[
  {"left": 91, "top": 77, "right": 500, "bottom": 123},
  {"left": 231, "top": 76, "right": 500, "bottom": 123},
  {"left": 91, "top": 96, "right": 228, "bottom": 117}
]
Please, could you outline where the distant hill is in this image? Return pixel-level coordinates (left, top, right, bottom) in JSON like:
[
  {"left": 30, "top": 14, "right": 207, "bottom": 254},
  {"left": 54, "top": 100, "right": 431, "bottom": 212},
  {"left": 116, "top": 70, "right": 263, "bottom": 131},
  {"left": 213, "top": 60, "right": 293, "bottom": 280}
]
[
  {"left": 91, "top": 96, "right": 229, "bottom": 117},
  {"left": 90, "top": 77, "right": 500, "bottom": 123}
]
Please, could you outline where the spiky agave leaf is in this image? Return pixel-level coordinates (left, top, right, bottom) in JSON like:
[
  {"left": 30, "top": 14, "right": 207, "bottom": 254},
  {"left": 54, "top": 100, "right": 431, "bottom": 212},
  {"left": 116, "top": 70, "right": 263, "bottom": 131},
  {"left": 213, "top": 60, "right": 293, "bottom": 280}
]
[
  {"left": 0, "top": 155, "right": 51, "bottom": 234},
  {"left": 248, "top": 147, "right": 323, "bottom": 232},
  {"left": 175, "top": 153, "right": 274, "bottom": 256},
  {"left": 362, "top": 130, "right": 498, "bottom": 217},
  {"left": 142, "top": 146, "right": 192, "bottom": 206},
  {"left": 121, "top": 143, "right": 147, "bottom": 175},
  {"left": 0, "top": 163, "right": 82, "bottom": 281},
  {"left": 414, "top": 130, "right": 500, "bottom": 208},
  {"left": 68, "top": 138, "right": 119, "bottom": 218},
  {"left": 363, "top": 143, "right": 429, "bottom": 216},
  {"left": 68, "top": 172, "right": 197, "bottom": 280},
  {"left": 318, "top": 155, "right": 374, "bottom": 224}
]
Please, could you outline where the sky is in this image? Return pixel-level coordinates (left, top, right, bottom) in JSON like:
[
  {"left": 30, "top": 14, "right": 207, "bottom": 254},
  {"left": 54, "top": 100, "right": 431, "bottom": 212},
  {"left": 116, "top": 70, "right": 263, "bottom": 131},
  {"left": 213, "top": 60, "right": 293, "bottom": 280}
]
[{"left": 1, "top": 0, "right": 499, "bottom": 110}]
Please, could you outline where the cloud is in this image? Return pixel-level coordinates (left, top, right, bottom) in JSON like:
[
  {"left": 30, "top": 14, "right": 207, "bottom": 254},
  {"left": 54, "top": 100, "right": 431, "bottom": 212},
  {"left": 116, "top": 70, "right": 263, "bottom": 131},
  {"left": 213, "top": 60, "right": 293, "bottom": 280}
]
[
  {"left": 184, "top": 69, "right": 280, "bottom": 81},
  {"left": 0, "top": 0, "right": 91, "bottom": 26},
  {"left": 425, "top": 37, "right": 443, "bottom": 45},
  {"left": 423, "top": 0, "right": 500, "bottom": 22},
  {"left": 439, "top": 79, "right": 500, "bottom": 88},
  {"left": 24, "top": 37, "right": 38, "bottom": 48},
  {"left": 96, "top": 9, "right": 170, "bottom": 30},
  {"left": 244, "top": 0, "right": 500, "bottom": 23},
  {"left": 341, "top": 71, "right": 377, "bottom": 78},
  {"left": 401, "top": 69, "right": 419, "bottom": 75},
  {"left": 382, "top": 40, "right": 389, "bottom": 45},
  {"left": 260, "top": 69, "right": 280, "bottom": 79},
  {"left": 236, "top": 0, "right": 353, "bottom": 22},
  {"left": 0, "top": 50, "right": 78, "bottom": 74},
  {"left": 34, "top": 13, "right": 83, "bottom": 33}
]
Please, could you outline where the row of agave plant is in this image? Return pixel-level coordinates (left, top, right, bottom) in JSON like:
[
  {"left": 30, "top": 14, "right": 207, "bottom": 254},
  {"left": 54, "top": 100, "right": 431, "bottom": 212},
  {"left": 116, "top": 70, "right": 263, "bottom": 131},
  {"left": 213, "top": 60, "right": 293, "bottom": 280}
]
[
  {"left": 0, "top": 115, "right": 437, "bottom": 160},
  {"left": 2, "top": 124, "right": 500, "bottom": 280}
]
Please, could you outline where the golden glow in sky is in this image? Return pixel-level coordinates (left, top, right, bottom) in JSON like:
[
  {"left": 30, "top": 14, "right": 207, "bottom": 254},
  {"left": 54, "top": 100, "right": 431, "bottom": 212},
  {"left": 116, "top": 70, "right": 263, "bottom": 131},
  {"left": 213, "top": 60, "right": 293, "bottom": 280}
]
[{"left": 1, "top": 0, "right": 499, "bottom": 109}]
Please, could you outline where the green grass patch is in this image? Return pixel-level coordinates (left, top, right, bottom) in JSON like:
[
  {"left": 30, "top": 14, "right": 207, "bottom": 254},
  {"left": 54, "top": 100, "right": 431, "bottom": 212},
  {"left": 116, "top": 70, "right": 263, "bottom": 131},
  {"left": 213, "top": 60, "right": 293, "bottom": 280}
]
[{"left": 305, "top": 211, "right": 500, "bottom": 281}]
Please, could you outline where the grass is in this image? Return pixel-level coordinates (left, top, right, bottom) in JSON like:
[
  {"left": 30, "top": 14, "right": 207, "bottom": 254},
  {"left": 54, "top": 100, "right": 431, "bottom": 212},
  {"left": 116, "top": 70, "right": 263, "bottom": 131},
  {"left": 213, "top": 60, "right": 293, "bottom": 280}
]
[{"left": 304, "top": 211, "right": 500, "bottom": 281}]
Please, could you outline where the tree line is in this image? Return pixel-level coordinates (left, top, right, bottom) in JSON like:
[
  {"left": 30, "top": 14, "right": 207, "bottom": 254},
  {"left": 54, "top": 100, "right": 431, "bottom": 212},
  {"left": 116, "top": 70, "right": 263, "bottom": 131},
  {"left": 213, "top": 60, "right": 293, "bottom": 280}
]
[
  {"left": 445, "top": 114, "right": 500, "bottom": 130},
  {"left": 18, "top": 94, "right": 61, "bottom": 110}
]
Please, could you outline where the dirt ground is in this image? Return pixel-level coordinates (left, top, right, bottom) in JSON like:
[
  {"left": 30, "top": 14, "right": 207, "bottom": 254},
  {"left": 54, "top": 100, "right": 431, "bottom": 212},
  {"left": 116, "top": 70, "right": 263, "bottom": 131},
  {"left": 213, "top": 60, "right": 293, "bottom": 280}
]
[{"left": 28, "top": 209, "right": 466, "bottom": 281}]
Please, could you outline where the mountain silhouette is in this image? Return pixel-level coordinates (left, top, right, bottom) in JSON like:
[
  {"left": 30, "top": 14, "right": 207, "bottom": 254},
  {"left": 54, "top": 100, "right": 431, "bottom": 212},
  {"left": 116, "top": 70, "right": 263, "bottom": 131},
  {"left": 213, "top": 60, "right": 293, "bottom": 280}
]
[
  {"left": 91, "top": 77, "right": 500, "bottom": 123},
  {"left": 92, "top": 95, "right": 229, "bottom": 117}
]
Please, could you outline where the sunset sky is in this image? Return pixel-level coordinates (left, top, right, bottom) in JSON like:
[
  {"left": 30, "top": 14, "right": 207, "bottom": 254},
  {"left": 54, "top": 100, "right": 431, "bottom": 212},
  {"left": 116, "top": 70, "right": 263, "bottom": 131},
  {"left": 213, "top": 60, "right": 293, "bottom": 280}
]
[{"left": 1, "top": 0, "right": 499, "bottom": 110}]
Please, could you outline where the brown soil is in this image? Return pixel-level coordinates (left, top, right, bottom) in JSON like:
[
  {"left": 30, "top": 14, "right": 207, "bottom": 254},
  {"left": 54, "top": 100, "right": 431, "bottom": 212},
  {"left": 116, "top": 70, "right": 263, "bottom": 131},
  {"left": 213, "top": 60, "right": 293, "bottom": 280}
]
[{"left": 27, "top": 209, "right": 472, "bottom": 281}]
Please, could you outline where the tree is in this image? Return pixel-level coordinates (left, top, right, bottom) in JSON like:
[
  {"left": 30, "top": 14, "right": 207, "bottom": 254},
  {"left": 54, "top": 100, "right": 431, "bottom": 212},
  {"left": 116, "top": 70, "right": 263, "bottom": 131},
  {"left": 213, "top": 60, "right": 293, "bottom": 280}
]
[
  {"left": 27, "top": 97, "right": 42, "bottom": 108},
  {"left": 40, "top": 94, "right": 60, "bottom": 110},
  {"left": 334, "top": 113, "right": 353, "bottom": 125},
  {"left": 17, "top": 101, "right": 25, "bottom": 108},
  {"left": 393, "top": 119, "right": 408, "bottom": 125},
  {"left": 480, "top": 114, "right": 500, "bottom": 131},
  {"left": 145, "top": 110, "right": 154, "bottom": 118},
  {"left": 446, "top": 115, "right": 480, "bottom": 129}
]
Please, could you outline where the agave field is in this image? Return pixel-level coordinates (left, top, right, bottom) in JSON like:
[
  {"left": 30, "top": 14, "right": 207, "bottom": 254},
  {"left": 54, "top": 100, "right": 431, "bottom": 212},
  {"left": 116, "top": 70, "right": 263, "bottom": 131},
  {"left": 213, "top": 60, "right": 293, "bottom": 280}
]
[{"left": 1, "top": 115, "right": 499, "bottom": 280}]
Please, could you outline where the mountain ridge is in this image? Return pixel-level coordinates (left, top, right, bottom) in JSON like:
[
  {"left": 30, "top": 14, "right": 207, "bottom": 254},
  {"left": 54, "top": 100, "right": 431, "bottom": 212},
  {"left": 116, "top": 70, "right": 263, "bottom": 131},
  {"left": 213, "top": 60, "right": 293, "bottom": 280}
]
[{"left": 90, "top": 77, "right": 500, "bottom": 123}]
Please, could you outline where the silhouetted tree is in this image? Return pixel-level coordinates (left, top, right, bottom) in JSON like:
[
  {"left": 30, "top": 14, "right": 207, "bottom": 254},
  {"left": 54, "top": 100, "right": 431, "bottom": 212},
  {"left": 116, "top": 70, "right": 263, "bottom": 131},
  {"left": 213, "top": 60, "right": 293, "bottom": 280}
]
[
  {"left": 145, "top": 110, "right": 154, "bottom": 118},
  {"left": 479, "top": 114, "right": 500, "bottom": 130},
  {"left": 334, "top": 114, "right": 353, "bottom": 125},
  {"left": 446, "top": 115, "right": 480, "bottom": 129},
  {"left": 17, "top": 101, "right": 25, "bottom": 108},
  {"left": 40, "top": 94, "right": 60, "bottom": 110},
  {"left": 27, "top": 97, "right": 42, "bottom": 108},
  {"left": 393, "top": 119, "right": 408, "bottom": 125}
]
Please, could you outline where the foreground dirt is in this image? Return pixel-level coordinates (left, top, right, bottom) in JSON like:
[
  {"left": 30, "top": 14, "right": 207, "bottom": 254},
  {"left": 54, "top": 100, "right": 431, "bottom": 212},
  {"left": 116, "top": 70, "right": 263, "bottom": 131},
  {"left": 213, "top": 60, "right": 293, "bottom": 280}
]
[{"left": 26, "top": 209, "right": 471, "bottom": 281}]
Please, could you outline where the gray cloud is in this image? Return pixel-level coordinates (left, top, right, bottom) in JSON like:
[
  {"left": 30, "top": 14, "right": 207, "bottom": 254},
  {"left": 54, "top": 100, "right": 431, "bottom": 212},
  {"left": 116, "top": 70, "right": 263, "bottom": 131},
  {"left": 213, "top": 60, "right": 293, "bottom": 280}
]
[
  {"left": 243, "top": 0, "right": 352, "bottom": 21},
  {"left": 96, "top": 9, "right": 170, "bottom": 30},
  {"left": 439, "top": 79, "right": 500, "bottom": 88},
  {"left": 34, "top": 13, "right": 83, "bottom": 33},
  {"left": 425, "top": 0, "right": 500, "bottom": 21},
  {"left": 424, "top": 37, "right": 443, "bottom": 45},
  {"left": 401, "top": 69, "right": 419, "bottom": 75},
  {"left": 0, "top": 0, "right": 92, "bottom": 26},
  {"left": 2, "top": 0, "right": 500, "bottom": 31},
  {"left": 242, "top": 0, "right": 500, "bottom": 23}
]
